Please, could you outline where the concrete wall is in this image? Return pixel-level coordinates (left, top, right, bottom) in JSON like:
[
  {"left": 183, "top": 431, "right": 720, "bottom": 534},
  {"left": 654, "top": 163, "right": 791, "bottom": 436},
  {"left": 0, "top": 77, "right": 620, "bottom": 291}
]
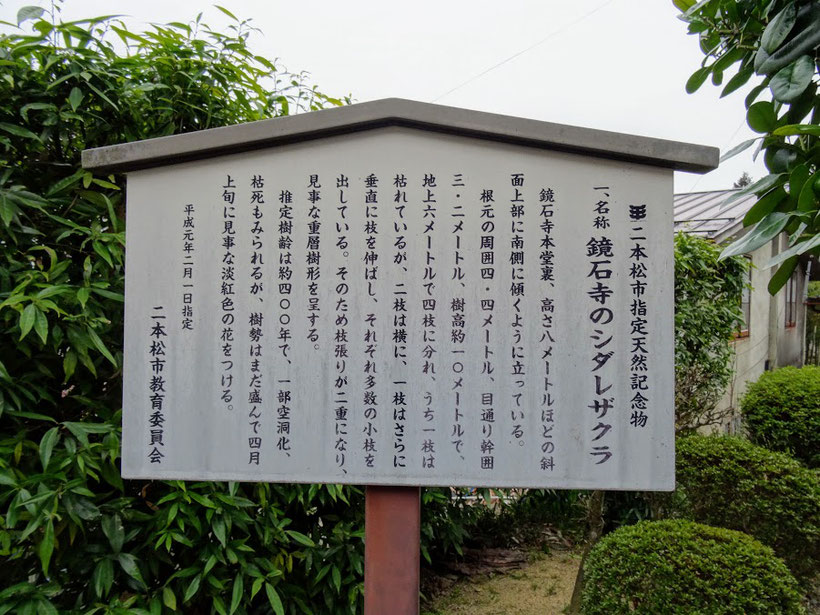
[
  {"left": 777, "top": 233, "right": 807, "bottom": 366},
  {"left": 714, "top": 235, "right": 806, "bottom": 434}
]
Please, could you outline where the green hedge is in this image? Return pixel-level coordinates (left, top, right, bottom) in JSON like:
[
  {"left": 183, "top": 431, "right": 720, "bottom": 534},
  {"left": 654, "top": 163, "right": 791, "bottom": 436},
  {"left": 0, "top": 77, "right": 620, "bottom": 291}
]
[
  {"left": 740, "top": 366, "right": 820, "bottom": 467},
  {"left": 581, "top": 519, "right": 804, "bottom": 615},
  {"left": 676, "top": 435, "right": 819, "bottom": 579}
]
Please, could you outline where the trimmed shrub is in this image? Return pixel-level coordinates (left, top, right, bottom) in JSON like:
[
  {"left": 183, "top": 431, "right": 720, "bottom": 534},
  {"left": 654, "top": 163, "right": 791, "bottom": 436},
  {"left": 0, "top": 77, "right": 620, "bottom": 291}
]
[
  {"left": 740, "top": 365, "right": 820, "bottom": 467},
  {"left": 580, "top": 519, "right": 804, "bottom": 615},
  {"left": 676, "top": 435, "right": 820, "bottom": 579}
]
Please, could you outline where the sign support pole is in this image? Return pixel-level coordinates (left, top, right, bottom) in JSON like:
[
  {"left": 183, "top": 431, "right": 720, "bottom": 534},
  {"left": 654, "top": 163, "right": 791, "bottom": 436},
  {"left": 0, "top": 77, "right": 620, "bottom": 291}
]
[{"left": 364, "top": 486, "right": 420, "bottom": 615}]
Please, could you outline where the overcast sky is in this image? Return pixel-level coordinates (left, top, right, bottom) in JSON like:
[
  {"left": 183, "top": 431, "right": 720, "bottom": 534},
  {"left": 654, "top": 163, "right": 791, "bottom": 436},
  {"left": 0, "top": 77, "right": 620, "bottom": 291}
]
[{"left": 2, "top": 0, "right": 768, "bottom": 192}]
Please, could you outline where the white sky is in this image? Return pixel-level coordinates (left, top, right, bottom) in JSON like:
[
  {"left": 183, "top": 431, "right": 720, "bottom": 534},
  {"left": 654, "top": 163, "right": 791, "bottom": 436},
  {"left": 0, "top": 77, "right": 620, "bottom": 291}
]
[{"left": 2, "top": 0, "right": 768, "bottom": 193}]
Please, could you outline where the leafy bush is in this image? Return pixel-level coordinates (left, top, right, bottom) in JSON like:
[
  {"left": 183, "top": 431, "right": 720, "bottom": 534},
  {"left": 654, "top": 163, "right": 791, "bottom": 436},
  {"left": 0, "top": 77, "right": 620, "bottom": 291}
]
[
  {"left": 677, "top": 0, "right": 820, "bottom": 292},
  {"left": 0, "top": 7, "right": 571, "bottom": 613},
  {"left": 0, "top": 6, "right": 374, "bottom": 614},
  {"left": 674, "top": 233, "right": 748, "bottom": 433},
  {"left": 421, "top": 488, "right": 586, "bottom": 563},
  {"left": 581, "top": 519, "right": 805, "bottom": 615},
  {"left": 740, "top": 365, "right": 820, "bottom": 467},
  {"left": 675, "top": 435, "right": 820, "bottom": 579}
]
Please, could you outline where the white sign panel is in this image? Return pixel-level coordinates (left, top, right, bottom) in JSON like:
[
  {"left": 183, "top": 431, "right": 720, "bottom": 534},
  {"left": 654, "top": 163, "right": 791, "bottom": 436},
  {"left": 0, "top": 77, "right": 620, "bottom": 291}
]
[{"left": 122, "top": 127, "right": 675, "bottom": 489}]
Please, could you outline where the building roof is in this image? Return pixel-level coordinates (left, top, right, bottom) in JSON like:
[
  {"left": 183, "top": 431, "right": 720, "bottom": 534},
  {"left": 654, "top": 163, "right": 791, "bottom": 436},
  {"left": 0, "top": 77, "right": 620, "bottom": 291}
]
[
  {"left": 82, "top": 97, "right": 718, "bottom": 174},
  {"left": 673, "top": 188, "right": 757, "bottom": 243}
]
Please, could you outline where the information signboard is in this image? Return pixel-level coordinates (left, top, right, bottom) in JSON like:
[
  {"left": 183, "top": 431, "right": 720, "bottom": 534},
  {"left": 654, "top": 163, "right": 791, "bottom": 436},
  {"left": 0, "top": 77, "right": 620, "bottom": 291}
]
[{"left": 83, "top": 100, "right": 717, "bottom": 491}]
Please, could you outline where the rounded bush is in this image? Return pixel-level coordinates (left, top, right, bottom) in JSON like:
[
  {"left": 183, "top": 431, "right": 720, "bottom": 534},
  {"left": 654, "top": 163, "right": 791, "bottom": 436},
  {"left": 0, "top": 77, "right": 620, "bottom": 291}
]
[
  {"left": 580, "top": 519, "right": 804, "bottom": 615},
  {"left": 740, "top": 365, "right": 820, "bottom": 467},
  {"left": 676, "top": 435, "right": 819, "bottom": 579}
]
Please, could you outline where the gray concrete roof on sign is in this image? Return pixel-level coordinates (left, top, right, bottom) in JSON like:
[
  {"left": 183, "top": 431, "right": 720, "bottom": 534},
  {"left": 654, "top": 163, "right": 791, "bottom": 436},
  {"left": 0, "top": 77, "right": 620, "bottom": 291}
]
[{"left": 82, "top": 98, "right": 719, "bottom": 174}]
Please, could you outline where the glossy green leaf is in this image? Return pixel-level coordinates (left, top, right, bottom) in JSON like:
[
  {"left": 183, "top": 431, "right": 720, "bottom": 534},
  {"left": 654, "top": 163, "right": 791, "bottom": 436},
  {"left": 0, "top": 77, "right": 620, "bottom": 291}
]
[
  {"left": 747, "top": 101, "right": 777, "bottom": 133},
  {"left": 685, "top": 66, "right": 712, "bottom": 93},
  {"left": 743, "top": 187, "right": 786, "bottom": 226},
  {"left": 720, "top": 66, "right": 753, "bottom": 98},
  {"left": 16, "top": 5, "right": 45, "bottom": 24},
  {"left": 720, "top": 138, "right": 758, "bottom": 163},
  {"left": 720, "top": 212, "right": 790, "bottom": 259},
  {"left": 772, "top": 123, "right": 820, "bottom": 137},
  {"left": 756, "top": 5, "right": 820, "bottom": 76},
  {"left": 761, "top": 3, "right": 796, "bottom": 53},
  {"left": 787, "top": 164, "right": 810, "bottom": 199},
  {"left": 765, "top": 146, "right": 798, "bottom": 175},
  {"left": 798, "top": 171, "right": 820, "bottom": 212},
  {"left": 770, "top": 55, "right": 814, "bottom": 103},
  {"left": 768, "top": 255, "right": 798, "bottom": 293},
  {"left": 721, "top": 174, "right": 784, "bottom": 210}
]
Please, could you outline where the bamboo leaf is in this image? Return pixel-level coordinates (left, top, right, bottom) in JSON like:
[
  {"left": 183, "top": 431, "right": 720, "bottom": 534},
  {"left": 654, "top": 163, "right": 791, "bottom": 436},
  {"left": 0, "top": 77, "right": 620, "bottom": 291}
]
[
  {"left": 68, "top": 87, "right": 84, "bottom": 112},
  {"left": 285, "top": 530, "right": 315, "bottom": 547},
  {"left": 265, "top": 584, "right": 285, "bottom": 615},
  {"left": 19, "top": 304, "right": 37, "bottom": 340},
  {"left": 86, "top": 326, "right": 117, "bottom": 366},
  {"left": 102, "top": 514, "right": 124, "bottom": 553},
  {"left": 38, "top": 520, "right": 54, "bottom": 576},
  {"left": 229, "top": 574, "right": 243, "bottom": 615},
  {"left": 33, "top": 307, "right": 48, "bottom": 343},
  {"left": 162, "top": 587, "right": 177, "bottom": 611},
  {"left": 39, "top": 427, "right": 58, "bottom": 470},
  {"left": 183, "top": 575, "right": 201, "bottom": 603},
  {"left": 0, "top": 122, "right": 40, "bottom": 141},
  {"left": 117, "top": 553, "right": 146, "bottom": 588},
  {"left": 92, "top": 559, "right": 114, "bottom": 598}
]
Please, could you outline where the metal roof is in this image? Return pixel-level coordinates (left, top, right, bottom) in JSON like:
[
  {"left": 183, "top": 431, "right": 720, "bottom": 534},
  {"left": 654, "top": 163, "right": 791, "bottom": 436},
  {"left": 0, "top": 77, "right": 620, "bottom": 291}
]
[
  {"left": 82, "top": 98, "right": 719, "bottom": 174},
  {"left": 673, "top": 189, "right": 757, "bottom": 243}
]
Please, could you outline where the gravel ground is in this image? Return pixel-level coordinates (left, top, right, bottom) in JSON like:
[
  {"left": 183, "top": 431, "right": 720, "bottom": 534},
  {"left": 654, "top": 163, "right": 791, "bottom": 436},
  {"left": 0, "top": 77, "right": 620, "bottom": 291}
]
[{"left": 422, "top": 551, "right": 581, "bottom": 615}]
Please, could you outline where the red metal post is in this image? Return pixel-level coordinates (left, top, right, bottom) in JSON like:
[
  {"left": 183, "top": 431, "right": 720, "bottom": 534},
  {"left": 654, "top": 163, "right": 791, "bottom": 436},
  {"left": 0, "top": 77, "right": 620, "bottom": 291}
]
[{"left": 364, "top": 486, "right": 420, "bottom": 615}]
